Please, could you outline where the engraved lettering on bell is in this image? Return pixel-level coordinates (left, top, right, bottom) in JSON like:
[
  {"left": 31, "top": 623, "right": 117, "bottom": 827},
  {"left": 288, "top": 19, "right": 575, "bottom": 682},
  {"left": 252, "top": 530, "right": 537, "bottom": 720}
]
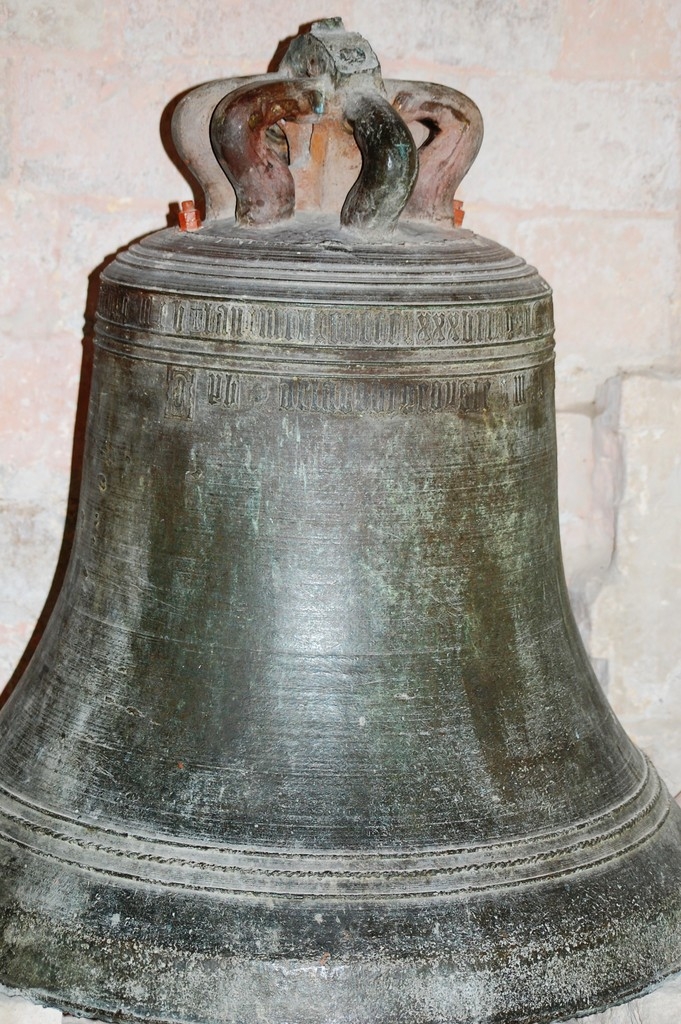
[
  {"left": 207, "top": 370, "right": 240, "bottom": 407},
  {"left": 165, "top": 365, "right": 195, "bottom": 419},
  {"left": 1, "top": 17, "right": 681, "bottom": 1024},
  {"left": 277, "top": 376, "right": 493, "bottom": 415},
  {"left": 98, "top": 283, "right": 555, "bottom": 349},
  {"left": 514, "top": 373, "right": 527, "bottom": 405}
]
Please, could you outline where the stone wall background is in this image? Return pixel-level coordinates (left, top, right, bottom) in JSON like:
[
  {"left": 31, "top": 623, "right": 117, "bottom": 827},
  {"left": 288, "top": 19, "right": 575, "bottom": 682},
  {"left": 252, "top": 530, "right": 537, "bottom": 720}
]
[{"left": 0, "top": 0, "right": 680, "bottom": 1021}]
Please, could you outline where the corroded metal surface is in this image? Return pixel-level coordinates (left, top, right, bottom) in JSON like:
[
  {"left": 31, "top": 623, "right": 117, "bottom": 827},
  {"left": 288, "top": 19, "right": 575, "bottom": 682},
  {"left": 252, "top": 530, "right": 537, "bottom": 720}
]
[{"left": 0, "top": 18, "right": 680, "bottom": 1024}]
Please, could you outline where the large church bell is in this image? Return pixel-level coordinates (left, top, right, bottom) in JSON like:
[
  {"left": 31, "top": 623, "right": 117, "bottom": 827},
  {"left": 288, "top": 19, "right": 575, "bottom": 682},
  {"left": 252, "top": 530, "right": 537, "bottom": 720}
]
[{"left": 1, "top": 19, "right": 680, "bottom": 1024}]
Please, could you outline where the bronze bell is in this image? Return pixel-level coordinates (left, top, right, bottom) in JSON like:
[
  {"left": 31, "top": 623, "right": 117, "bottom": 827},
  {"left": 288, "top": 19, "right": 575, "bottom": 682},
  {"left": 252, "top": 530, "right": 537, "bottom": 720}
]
[{"left": 1, "top": 19, "right": 680, "bottom": 1024}]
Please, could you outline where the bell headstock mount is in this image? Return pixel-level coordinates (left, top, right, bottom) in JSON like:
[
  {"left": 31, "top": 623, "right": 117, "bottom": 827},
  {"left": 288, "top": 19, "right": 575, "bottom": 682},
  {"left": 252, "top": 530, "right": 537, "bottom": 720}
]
[{"left": 172, "top": 18, "right": 483, "bottom": 233}]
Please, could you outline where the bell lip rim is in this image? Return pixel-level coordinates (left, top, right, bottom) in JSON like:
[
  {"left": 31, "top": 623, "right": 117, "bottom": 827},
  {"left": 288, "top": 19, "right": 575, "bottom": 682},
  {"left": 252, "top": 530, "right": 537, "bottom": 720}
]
[{"left": 2, "top": 943, "right": 681, "bottom": 1024}]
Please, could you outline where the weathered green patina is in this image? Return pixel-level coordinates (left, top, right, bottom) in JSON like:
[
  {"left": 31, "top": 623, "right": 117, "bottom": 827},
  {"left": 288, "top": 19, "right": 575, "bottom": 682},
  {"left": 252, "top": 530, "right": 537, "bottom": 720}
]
[{"left": 0, "top": 19, "right": 680, "bottom": 1024}]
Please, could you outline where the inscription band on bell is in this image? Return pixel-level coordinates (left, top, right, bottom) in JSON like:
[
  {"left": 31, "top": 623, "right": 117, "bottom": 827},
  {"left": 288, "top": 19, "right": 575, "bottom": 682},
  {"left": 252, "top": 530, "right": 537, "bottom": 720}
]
[{"left": 98, "top": 284, "right": 555, "bottom": 349}]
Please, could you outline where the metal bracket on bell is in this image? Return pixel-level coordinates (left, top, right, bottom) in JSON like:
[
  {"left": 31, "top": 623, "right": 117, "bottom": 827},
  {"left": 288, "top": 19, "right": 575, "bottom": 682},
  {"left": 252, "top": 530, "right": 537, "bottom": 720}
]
[{"left": 171, "top": 18, "right": 484, "bottom": 232}]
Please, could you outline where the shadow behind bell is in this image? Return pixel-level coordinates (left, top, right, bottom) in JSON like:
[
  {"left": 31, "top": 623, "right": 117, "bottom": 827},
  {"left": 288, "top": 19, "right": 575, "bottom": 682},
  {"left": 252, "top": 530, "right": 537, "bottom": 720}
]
[{"left": 0, "top": 19, "right": 680, "bottom": 1024}]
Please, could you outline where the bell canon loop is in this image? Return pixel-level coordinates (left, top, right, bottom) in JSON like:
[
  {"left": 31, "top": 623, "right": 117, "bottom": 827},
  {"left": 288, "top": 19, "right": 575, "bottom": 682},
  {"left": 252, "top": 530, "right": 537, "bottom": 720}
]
[{"left": 1, "top": 18, "right": 680, "bottom": 1024}]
